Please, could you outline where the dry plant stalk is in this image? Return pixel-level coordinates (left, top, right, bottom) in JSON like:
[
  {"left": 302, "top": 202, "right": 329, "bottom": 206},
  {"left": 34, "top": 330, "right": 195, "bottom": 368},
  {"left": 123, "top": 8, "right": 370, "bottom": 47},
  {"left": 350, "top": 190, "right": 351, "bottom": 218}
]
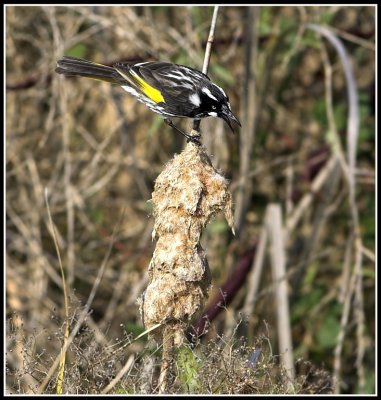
[
  {"left": 139, "top": 142, "right": 234, "bottom": 391},
  {"left": 44, "top": 188, "right": 69, "bottom": 394}
]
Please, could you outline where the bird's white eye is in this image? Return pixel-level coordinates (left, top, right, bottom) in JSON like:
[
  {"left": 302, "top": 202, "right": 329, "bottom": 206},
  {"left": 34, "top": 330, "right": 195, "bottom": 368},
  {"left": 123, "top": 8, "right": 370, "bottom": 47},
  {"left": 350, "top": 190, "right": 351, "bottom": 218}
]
[{"left": 212, "top": 105, "right": 216, "bottom": 110}]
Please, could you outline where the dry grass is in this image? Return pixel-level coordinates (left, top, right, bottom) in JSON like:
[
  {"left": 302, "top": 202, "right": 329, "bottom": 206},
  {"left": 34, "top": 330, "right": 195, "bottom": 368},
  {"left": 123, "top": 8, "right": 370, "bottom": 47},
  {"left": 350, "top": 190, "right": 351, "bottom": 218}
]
[
  {"left": 6, "top": 313, "right": 332, "bottom": 394},
  {"left": 6, "top": 5, "right": 375, "bottom": 394}
]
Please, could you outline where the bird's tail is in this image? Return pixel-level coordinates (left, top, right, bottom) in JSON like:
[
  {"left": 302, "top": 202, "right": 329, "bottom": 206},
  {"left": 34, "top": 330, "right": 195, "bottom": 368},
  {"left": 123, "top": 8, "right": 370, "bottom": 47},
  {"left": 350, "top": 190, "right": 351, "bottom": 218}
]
[{"left": 55, "top": 56, "right": 119, "bottom": 84}]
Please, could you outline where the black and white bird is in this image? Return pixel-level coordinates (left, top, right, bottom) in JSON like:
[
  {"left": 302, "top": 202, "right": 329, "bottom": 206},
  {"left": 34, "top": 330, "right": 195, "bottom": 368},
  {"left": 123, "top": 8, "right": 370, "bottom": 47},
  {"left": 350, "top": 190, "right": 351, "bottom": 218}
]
[{"left": 55, "top": 56, "right": 241, "bottom": 142}]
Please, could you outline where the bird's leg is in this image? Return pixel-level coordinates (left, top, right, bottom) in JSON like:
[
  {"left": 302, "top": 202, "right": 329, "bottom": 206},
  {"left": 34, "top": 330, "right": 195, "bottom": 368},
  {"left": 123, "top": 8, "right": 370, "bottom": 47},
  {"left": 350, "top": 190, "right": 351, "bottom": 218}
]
[{"left": 164, "top": 119, "right": 201, "bottom": 145}]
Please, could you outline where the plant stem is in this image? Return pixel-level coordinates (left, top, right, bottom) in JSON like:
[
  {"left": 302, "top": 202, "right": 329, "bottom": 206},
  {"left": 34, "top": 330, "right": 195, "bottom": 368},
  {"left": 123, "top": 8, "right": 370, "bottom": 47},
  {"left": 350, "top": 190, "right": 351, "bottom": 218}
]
[{"left": 192, "top": 6, "right": 220, "bottom": 134}]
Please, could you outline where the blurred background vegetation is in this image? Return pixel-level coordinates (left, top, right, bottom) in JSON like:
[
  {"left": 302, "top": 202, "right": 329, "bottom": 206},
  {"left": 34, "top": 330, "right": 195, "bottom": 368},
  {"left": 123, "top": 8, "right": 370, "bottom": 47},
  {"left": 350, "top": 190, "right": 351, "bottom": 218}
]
[{"left": 6, "top": 5, "right": 375, "bottom": 395}]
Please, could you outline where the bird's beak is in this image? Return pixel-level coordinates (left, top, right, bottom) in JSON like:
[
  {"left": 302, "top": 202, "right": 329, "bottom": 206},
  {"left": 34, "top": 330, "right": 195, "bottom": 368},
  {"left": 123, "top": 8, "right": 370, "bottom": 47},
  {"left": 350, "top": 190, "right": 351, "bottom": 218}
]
[{"left": 220, "top": 105, "right": 241, "bottom": 132}]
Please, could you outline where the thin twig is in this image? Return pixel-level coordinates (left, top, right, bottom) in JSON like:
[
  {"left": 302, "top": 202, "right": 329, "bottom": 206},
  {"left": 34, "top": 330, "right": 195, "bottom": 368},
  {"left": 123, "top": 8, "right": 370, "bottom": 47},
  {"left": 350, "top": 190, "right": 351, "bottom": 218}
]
[
  {"left": 37, "top": 203, "right": 125, "bottom": 393},
  {"left": 234, "top": 7, "right": 258, "bottom": 235},
  {"left": 328, "top": 25, "right": 375, "bottom": 51},
  {"left": 285, "top": 155, "right": 338, "bottom": 235},
  {"left": 280, "top": 6, "right": 307, "bottom": 73},
  {"left": 158, "top": 325, "right": 176, "bottom": 394},
  {"left": 192, "top": 6, "right": 219, "bottom": 134},
  {"left": 242, "top": 223, "right": 268, "bottom": 317},
  {"left": 266, "top": 204, "right": 295, "bottom": 386},
  {"left": 307, "top": 24, "right": 360, "bottom": 235},
  {"left": 361, "top": 246, "right": 375, "bottom": 262},
  {"left": 44, "top": 189, "right": 69, "bottom": 394},
  {"left": 201, "top": 6, "right": 219, "bottom": 76},
  {"left": 308, "top": 24, "right": 365, "bottom": 393},
  {"left": 285, "top": 157, "right": 294, "bottom": 219},
  {"left": 101, "top": 355, "right": 135, "bottom": 394},
  {"left": 333, "top": 258, "right": 358, "bottom": 393},
  {"left": 46, "top": 7, "right": 76, "bottom": 291}
]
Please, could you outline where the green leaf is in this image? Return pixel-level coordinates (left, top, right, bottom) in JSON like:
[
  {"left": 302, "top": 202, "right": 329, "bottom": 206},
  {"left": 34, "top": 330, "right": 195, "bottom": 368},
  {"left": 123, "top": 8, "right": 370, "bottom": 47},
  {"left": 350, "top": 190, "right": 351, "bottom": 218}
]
[
  {"left": 357, "top": 370, "right": 375, "bottom": 394},
  {"left": 362, "top": 265, "right": 375, "bottom": 279},
  {"left": 302, "top": 31, "right": 322, "bottom": 49},
  {"left": 177, "top": 346, "right": 201, "bottom": 393},
  {"left": 65, "top": 43, "right": 87, "bottom": 58},
  {"left": 332, "top": 103, "right": 347, "bottom": 132},
  {"left": 259, "top": 7, "right": 273, "bottom": 36},
  {"left": 316, "top": 315, "right": 340, "bottom": 348},
  {"left": 124, "top": 322, "right": 145, "bottom": 338},
  {"left": 303, "top": 263, "right": 319, "bottom": 287},
  {"left": 319, "top": 10, "right": 336, "bottom": 25},
  {"left": 206, "top": 219, "right": 229, "bottom": 234},
  {"left": 291, "top": 288, "right": 324, "bottom": 322}
]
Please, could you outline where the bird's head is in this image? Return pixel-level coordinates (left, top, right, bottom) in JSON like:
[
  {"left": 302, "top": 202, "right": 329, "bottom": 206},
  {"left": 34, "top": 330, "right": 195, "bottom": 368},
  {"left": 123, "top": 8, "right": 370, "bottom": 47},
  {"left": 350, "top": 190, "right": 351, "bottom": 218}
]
[{"left": 198, "top": 83, "right": 241, "bottom": 131}]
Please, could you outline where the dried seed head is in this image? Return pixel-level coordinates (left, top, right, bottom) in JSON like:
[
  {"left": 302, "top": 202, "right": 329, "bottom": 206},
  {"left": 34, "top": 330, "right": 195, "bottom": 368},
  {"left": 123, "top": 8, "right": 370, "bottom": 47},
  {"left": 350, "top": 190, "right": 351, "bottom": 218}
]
[{"left": 140, "top": 143, "right": 234, "bottom": 343}]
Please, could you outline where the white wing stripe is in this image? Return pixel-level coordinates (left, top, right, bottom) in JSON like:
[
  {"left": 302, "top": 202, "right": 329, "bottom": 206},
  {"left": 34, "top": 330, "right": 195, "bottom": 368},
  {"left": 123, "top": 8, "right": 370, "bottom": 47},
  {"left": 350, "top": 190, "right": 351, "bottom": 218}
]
[{"left": 201, "top": 87, "right": 218, "bottom": 101}]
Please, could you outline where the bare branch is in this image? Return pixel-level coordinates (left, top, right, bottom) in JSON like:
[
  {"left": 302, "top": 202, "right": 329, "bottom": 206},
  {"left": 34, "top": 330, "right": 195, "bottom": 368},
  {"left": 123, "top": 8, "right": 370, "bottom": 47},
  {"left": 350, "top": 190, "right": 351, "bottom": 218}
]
[{"left": 192, "top": 6, "right": 220, "bottom": 135}]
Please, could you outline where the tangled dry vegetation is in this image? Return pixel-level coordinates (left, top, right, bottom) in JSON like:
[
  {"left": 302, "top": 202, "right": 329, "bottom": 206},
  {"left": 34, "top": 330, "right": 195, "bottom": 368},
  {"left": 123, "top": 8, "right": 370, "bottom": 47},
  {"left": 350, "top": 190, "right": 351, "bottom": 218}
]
[
  {"left": 7, "top": 310, "right": 332, "bottom": 394},
  {"left": 6, "top": 5, "right": 375, "bottom": 395}
]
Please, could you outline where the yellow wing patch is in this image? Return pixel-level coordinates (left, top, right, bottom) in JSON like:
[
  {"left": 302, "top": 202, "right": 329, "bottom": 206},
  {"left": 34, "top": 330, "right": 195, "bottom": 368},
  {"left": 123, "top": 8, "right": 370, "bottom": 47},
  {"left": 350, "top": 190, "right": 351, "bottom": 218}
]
[{"left": 130, "top": 71, "right": 165, "bottom": 104}]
